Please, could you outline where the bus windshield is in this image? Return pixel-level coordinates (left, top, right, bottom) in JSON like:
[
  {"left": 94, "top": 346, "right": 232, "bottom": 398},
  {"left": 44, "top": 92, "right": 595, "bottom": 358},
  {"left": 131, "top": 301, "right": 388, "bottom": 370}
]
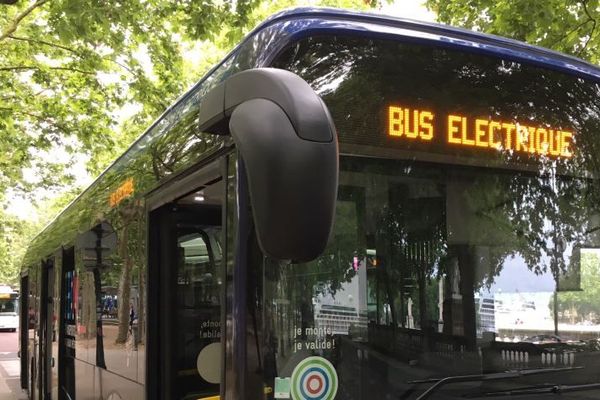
[
  {"left": 0, "top": 297, "right": 17, "bottom": 314},
  {"left": 254, "top": 36, "right": 600, "bottom": 398}
]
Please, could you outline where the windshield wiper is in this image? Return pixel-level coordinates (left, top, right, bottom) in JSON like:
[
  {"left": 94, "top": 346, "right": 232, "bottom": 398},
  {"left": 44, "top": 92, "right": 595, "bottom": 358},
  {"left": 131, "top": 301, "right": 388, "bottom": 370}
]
[
  {"left": 410, "top": 366, "right": 582, "bottom": 400},
  {"left": 469, "top": 382, "right": 600, "bottom": 397}
]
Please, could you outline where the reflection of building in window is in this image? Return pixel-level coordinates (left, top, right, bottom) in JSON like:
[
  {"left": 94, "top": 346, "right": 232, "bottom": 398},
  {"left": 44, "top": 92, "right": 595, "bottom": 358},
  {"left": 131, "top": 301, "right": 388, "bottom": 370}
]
[
  {"left": 315, "top": 304, "right": 368, "bottom": 335},
  {"left": 495, "top": 292, "right": 554, "bottom": 331},
  {"left": 314, "top": 259, "right": 368, "bottom": 337},
  {"left": 475, "top": 294, "right": 497, "bottom": 336}
]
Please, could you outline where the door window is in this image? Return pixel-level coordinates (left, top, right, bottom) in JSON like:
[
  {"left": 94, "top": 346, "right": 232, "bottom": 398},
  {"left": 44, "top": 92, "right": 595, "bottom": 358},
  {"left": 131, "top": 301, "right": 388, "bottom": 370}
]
[{"left": 175, "top": 226, "right": 222, "bottom": 398}]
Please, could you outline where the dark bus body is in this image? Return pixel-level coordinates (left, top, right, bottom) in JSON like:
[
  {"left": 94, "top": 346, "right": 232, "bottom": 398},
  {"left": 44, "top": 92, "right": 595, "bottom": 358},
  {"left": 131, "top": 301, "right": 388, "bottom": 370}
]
[{"left": 20, "top": 8, "right": 600, "bottom": 400}]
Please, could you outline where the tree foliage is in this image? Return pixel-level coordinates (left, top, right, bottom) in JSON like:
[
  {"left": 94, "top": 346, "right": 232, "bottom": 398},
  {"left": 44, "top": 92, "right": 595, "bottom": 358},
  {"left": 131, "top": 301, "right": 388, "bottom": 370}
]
[
  {"left": 0, "top": 186, "right": 81, "bottom": 285},
  {"left": 0, "top": 0, "right": 259, "bottom": 197},
  {"left": 0, "top": 209, "right": 33, "bottom": 285},
  {"left": 0, "top": 0, "right": 377, "bottom": 285},
  {"left": 426, "top": 0, "right": 600, "bottom": 64},
  {"left": 556, "top": 252, "right": 600, "bottom": 323}
]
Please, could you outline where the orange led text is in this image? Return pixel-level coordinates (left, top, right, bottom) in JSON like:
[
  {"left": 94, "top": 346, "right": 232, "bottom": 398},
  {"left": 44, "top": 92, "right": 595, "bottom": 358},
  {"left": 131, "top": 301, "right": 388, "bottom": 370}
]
[
  {"left": 387, "top": 106, "right": 573, "bottom": 159},
  {"left": 447, "top": 115, "right": 572, "bottom": 158},
  {"left": 388, "top": 106, "right": 434, "bottom": 141},
  {"left": 109, "top": 178, "right": 135, "bottom": 207}
]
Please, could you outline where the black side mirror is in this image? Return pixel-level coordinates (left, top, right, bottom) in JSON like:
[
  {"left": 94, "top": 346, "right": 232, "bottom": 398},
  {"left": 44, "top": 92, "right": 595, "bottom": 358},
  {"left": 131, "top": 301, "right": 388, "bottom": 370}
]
[{"left": 198, "top": 68, "right": 338, "bottom": 262}]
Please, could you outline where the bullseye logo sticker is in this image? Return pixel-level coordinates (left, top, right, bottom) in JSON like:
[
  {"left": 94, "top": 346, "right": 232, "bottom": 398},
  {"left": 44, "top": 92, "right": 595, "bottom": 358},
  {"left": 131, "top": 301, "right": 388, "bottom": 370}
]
[{"left": 291, "top": 356, "right": 338, "bottom": 400}]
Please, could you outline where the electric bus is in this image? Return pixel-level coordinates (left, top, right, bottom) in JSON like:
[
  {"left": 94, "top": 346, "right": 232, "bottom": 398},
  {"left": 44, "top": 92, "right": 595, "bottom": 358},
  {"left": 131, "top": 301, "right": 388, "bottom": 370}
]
[{"left": 20, "top": 7, "right": 600, "bottom": 400}]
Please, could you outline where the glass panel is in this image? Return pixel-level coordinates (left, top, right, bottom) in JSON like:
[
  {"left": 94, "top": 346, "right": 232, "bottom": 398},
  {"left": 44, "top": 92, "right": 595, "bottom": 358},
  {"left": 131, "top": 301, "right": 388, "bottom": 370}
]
[
  {"left": 51, "top": 259, "right": 60, "bottom": 397},
  {"left": 0, "top": 298, "right": 17, "bottom": 313},
  {"left": 259, "top": 36, "right": 600, "bottom": 399},
  {"left": 262, "top": 157, "right": 600, "bottom": 399},
  {"left": 61, "top": 248, "right": 76, "bottom": 399},
  {"left": 174, "top": 225, "right": 222, "bottom": 399},
  {"left": 91, "top": 221, "right": 140, "bottom": 381},
  {"left": 170, "top": 182, "right": 224, "bottom": 399},
  {"left": 273, "top": 36, "right": 600, "bottom": 176}
]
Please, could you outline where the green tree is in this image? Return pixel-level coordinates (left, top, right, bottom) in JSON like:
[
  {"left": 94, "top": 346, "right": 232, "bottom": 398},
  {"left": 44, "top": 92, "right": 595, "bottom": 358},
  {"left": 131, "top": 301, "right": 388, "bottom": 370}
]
[
  {"left": 0, "top": 186, "right": 81, "bottom": 285},
  {"left": 0, "top": 0, "right": 263, "bottom": 197},
  {"left": 556, "top": 252, "right": 600, "bottom": 323},
  {"left": 0, "top": 209, "right": 34, "bottom": 285},
  {"left": 425, "top": 0, "right": 600, "bottom": 63}
]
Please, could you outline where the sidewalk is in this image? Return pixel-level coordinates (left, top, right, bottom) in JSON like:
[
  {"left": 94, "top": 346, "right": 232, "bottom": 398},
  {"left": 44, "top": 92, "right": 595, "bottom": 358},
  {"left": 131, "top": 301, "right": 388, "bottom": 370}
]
[{"left": 0, "top": 353, "right": 27, "bottom": 400}]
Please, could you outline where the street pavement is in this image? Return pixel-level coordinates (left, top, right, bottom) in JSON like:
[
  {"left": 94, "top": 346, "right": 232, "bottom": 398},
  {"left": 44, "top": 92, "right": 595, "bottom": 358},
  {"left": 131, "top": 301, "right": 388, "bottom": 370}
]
[{"left": 0, "top": 331, "right": 27, "bottom": 400}]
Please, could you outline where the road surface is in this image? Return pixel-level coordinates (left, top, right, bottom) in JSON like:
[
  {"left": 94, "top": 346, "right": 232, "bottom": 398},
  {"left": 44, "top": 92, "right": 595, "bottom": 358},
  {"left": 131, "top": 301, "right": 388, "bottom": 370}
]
[{"left": 0, "top": 330, "right": 27, "bottom": 400}]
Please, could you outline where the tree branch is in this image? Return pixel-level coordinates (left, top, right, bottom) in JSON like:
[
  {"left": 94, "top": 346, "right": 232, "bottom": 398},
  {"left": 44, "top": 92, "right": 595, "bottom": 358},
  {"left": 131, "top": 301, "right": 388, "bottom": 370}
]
[
  {"left": 7, "top": 34, "right": 81, "bottom": 55},
  {"left": 0, "top": 65, "right": 96, "bottom": 75},
  {"left": 578, "top": 0, "right": 597, "bottom": 56},
  {"left": 4, "top": 108, "right": 72, "bottom": 135},
  {"left": 0, "top": 94, "right": 20, "bottom": 101},
  {"left": 8, "top": 34, "right": 140, "bottom": 78},
  {"left": 548, "top": 19, "right": 592, "bottom": 49},
  {"left": 582, "top": 0, "right": 597, "bottom": 25},
  {"left": 0, "top": 0, "right": 50, "bottom": 42}
]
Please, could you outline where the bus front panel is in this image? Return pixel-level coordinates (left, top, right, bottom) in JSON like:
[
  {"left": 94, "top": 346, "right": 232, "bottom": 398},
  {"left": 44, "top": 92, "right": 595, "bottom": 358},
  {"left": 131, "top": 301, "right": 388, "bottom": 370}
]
[{"left": 247, "top": 35, "right": 600, "bottom": 399}]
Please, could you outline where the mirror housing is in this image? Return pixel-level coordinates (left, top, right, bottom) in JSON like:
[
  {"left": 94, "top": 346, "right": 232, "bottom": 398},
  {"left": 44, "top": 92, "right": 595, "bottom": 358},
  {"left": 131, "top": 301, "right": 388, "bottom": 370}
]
[{"left": 198, "top": 68, "right": 338, "bottom": 262}]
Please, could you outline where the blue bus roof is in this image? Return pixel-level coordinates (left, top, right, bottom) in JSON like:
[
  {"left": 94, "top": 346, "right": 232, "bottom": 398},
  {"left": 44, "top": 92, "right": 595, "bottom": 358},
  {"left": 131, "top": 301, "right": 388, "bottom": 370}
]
[{"left": 254, "top": 7, "right": 600, "bottom": 80}]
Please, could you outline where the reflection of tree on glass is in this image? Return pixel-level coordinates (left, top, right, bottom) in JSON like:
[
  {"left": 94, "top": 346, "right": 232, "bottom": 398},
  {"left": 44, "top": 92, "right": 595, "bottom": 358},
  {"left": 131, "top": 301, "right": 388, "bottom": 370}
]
[{"left": 265, "top": 34, "right": 600, "bottom": 398}]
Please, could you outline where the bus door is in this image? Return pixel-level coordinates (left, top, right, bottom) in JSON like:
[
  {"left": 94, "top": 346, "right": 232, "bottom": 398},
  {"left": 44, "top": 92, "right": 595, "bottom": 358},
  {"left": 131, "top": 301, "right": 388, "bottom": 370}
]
[
  {"left": 40, "top": 258, "right": 55, "bottom": 400},
  {"left": 148, "top": 172, "right": 224, "bottom": 400},
  {"left": 58, "top": 247, "right": 76, "bottom": 400}
]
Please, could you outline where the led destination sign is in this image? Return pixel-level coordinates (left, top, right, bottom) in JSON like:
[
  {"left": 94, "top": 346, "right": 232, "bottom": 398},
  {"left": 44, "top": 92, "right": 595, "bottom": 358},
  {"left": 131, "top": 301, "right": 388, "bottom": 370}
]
[{"left": 388, "top": 106, "right": 573, "bottom": 158}]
